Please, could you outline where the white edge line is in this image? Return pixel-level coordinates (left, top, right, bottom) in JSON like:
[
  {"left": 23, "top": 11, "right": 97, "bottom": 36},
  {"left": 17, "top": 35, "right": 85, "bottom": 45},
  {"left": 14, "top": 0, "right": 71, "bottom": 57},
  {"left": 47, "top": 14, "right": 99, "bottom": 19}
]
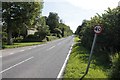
[
  {"left": 57, "top": 43, "right": 74, "bottom": 79},
  {"left": 0, "top": 57, "right": 34, "bottom": 74}
]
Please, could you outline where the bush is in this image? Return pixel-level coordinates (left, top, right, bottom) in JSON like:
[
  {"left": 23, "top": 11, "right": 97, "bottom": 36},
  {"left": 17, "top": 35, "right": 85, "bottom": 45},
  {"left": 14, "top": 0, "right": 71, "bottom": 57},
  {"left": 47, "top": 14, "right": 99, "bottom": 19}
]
[
  {"left": 2, "top": 32, "right": 7, "bottom": 43},
  {"left": 23, "top": 33, "right": 47, "bottom": 42},
  {"left": 57, "top": 34, "right": 62, "bottom": 38},
  {"left": 46, "top": 36, "right": 49, "bottom": 41},
  {"left": 27, "top": 34, "right": 36, "bottom": 38},
  {"left": 22, "top": 34, "right": 40, "bottom": 42},
  {"left": 13, "top": 36, "right": 23, "bottom": 42},
  {"left": 80, "top": 7, "right": 120, "bottom": 54},
  {"left": 109, "top": 53, "right": 120, "bottom": 79},
  {"left": 46, "top": 36, "right": 58, "bottom": 41}
]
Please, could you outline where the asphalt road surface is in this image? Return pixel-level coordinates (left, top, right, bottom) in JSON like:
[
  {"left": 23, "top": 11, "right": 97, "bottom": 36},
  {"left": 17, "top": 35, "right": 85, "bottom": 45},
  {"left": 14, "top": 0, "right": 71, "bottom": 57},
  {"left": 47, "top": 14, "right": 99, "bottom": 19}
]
[{"left": 0, "top": 36, "right": 74, "bottom": 78}]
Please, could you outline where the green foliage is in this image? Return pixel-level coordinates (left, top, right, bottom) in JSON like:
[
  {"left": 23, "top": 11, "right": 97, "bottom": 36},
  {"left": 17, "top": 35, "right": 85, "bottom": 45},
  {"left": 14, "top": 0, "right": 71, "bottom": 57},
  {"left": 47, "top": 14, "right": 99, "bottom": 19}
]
[
  {"left": 109, "top": 53, "right": 120, "bottom": 79},
  {"left": 36, "top": 16, "right": 50, "bottom": 40},
  {"left": 46, "top": 12, "right": 59, "bottom": 33},
  {"left": 2, "top": 32, "right": 7, "bottom": 42},
  {"left": 54, "top": 28, "right": 62, "bottom": 38},
  {"left": 75, "top": 7, "right": 120, "bottom": 79},
  {"left": 59, "top": 22, "right": 73, "bottom": 37},
  {"left": 64, "top": 37, "right": 108, "bottom": 78},
  {"left": 3, "top": 42, "right": 44, "bottom": 49},
  {"left": 23, "top": 34, "right": 40, "bottom": 42},
  {"left": 2, "top": 1, "right": 72, "bottom": 46},
  {"left": 75, "top": 25, "right": 82, "bottom": 36},
  {"left": 2, "top": 2, "right": 43, "bottom": 45},
  {"left": 76, "top": 7, "right": 120, "bottom": 53},
  {"left": 46, "top": 36, "right": 58, "bottom": 41},
  {"left": 13, "top": 36, "right": 23, "bottom": 42},
  {"left": 46, "top": 12, "right": 73, "bottom": 37}
]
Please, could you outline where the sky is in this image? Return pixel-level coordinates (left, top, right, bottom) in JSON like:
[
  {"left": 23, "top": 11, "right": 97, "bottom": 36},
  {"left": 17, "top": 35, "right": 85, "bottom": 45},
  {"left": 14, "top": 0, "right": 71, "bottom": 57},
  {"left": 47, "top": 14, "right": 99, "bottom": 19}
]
[{"left": 42, "top": 0, "right": 120, "bottom": 32}]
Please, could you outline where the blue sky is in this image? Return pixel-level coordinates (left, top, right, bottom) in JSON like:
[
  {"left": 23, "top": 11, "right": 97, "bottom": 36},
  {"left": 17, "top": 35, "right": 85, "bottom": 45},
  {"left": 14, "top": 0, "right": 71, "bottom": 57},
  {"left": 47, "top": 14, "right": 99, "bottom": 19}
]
[{"left": 42, "top": 0, "right": 119, "bottom": 32}]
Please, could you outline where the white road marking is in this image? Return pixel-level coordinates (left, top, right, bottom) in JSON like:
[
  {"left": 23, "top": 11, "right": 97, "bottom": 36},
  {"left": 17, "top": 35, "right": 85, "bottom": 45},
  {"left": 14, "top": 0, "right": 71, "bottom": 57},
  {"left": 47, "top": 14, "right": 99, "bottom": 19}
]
[
  {"left": 10, "top": 53, "right": 14, "bottom": 55},
  {"left": 28, "top": 48, "right": 31, "bottom": 49},
  {"left": 20, "top": 50, "right": 25, "bottom": 52},
  {"left": 57, "top": 42, "right": 74, "bottom": 79},
  {"left": 47, "top": 46, "right": 55, "bottom": 51},
  {"left": 0, "top": 57, "right": 34, "bottom": 74},
  {"left": 57, "top": 43, "right": 62, "bottom": 46},
  {"left": 32, "top": 46, "right": 37, "bottom": 48},
  {"left": 0, "top": 56, "right": 2, "bottom": 58}
]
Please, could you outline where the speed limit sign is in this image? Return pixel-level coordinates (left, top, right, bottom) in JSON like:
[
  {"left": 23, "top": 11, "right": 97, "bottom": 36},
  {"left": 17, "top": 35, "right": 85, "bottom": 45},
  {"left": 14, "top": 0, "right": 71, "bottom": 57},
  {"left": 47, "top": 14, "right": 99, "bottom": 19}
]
[{"left": 94, "top": 25, "right": 102, "bottom": 34}]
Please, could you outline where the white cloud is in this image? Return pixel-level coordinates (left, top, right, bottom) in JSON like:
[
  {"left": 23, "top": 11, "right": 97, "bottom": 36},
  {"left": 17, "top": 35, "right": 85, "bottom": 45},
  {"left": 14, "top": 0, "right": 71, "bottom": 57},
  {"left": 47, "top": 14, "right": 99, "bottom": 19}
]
[
  {"left": 65, "top": 21, "right": 81, "bottom": 32},
  {"left": 66, "top": 0, "right": 119, "bottom": 10}
]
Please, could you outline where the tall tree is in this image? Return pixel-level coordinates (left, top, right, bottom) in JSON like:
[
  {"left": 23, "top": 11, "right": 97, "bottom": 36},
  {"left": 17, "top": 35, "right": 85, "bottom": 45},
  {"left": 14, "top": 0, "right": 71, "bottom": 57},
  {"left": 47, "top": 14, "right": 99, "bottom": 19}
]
[
  {"left": 59, "top": 22, "right": 73, "bottom": 37},
  {"left": 35, "top": 16, "right": 50, "bottom": 40},
  {"left": 46, "top": 12, "right": 59, "bottom": 33},
  {"left": 2, "top": 2, "right": 43, "bottom": 45}
]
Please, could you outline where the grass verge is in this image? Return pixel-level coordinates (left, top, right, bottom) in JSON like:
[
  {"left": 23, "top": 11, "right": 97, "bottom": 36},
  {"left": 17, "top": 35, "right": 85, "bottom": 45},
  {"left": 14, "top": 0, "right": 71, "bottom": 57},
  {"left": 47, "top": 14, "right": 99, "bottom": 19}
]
[
  {"left": 63, "top": 37, "right": 109, "bottom": 79},
  {"left": 2, "top": 36, "right": 59, "bottom": 49},
  {"left": 2, "top": 42, "right": 45, "bottom": 49}
]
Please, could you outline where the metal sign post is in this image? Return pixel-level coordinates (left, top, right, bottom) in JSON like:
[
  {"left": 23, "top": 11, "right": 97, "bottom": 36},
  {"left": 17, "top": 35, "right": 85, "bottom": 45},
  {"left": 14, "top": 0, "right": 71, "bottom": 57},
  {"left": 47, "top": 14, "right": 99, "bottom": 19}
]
[{"left": 80, "top": 25, "right": 102, "bottom": 80}]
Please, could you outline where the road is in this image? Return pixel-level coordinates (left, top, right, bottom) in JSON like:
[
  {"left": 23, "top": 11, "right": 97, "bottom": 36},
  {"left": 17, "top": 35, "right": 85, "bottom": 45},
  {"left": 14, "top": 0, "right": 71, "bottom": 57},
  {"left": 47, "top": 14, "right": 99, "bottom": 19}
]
[{"left": 0, "top": 36, "right": 74, "bottom": 79}]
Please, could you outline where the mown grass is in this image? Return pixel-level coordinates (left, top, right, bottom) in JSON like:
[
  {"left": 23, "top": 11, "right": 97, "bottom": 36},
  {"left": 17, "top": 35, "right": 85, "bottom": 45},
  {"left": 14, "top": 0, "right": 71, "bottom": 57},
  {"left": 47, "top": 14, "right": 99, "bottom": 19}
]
[
  {"left": 63, "top": 37, "right": 109, "bottom": 79},
  {"left": 2, "top": 42, "right": 45, "bottom": 49},
  {"left": 74, "top": 36, "right": 80, "bottom": 42},
  {"left": 2, "top": 36, "right": 59, "bottom": 49}
]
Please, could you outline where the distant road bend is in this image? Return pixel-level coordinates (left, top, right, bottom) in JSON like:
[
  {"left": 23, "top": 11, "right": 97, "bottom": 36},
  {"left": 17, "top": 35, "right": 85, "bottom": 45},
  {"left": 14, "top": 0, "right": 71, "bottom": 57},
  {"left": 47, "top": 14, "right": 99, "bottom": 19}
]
[{"left": 0, "top": 36, "right": 74, "bottom": 78}]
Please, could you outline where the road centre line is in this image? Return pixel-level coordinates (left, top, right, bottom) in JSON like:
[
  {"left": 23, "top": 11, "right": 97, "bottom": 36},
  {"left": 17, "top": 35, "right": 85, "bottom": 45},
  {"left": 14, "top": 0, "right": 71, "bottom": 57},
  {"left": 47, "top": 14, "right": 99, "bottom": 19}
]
[
  {"left": 28, "top": 48, "right": 32, "bottom": 50},
  {"left": 10, "top": 52, "right": 14, "bottom": 55},
  {"left": 47, "top": 46, "right": 55, "bottom": 51},
  {"left": 57, "top": 42, "right": 62, "bottom": 46},
  {"left": 20, "top": 50, "right": 25, "bottom": 52},
  {"left": 0, "top": 57, "right": 34, "bottom": 74},
  {"left": 32, "top": 46, "right": 37, "bottom": 48}
]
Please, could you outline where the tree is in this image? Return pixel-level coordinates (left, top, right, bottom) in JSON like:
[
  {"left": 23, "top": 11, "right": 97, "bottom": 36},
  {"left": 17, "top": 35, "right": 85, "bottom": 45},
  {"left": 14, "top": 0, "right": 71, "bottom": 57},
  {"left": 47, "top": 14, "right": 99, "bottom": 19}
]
[
  {"left": 54, "top": 28, "right": 62, "bottom": 38},
  {"left": 35, "top": 16, "right": 50, "bottom": 41},
  {"left": 75, "top": 25, "right": 82, "bottom": 35},
  {"left": 46, "top": 12, "right": 59, "bottom": 33},
  {"left": 46, "top": 12, "right": 73, "bottom": 37},
  {"left": 78, "top": 7, "right": 120, "bottom": 53},
  {"left": 2, "top": 2, "right": 43, "bottom": 45}
]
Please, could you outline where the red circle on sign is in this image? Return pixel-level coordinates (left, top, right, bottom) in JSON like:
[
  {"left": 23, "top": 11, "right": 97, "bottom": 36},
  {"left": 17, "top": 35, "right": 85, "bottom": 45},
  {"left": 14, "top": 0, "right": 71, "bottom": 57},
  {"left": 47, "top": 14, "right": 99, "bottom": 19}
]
[{"left": 94, "top": 25, "right": 102, "bottom": 34}]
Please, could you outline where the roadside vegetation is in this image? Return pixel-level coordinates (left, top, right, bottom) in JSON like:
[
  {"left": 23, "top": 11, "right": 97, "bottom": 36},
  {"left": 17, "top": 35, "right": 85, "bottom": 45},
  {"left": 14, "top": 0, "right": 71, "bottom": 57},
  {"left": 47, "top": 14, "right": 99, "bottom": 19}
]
[
  {"left": 64, "top": 37, "right": 108, "bottom": 79},
  {"left": 1, "top": 1, "right": 73, "bottom": 49},
  {"left": 2, "top": 35, "right": 59, "bottom": 49},
  {"left": 64, "top": 6, "right": 120, "bottom": 79},
  {"left": 2, "top": 42, "right": 45, "bottom": 49}
]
